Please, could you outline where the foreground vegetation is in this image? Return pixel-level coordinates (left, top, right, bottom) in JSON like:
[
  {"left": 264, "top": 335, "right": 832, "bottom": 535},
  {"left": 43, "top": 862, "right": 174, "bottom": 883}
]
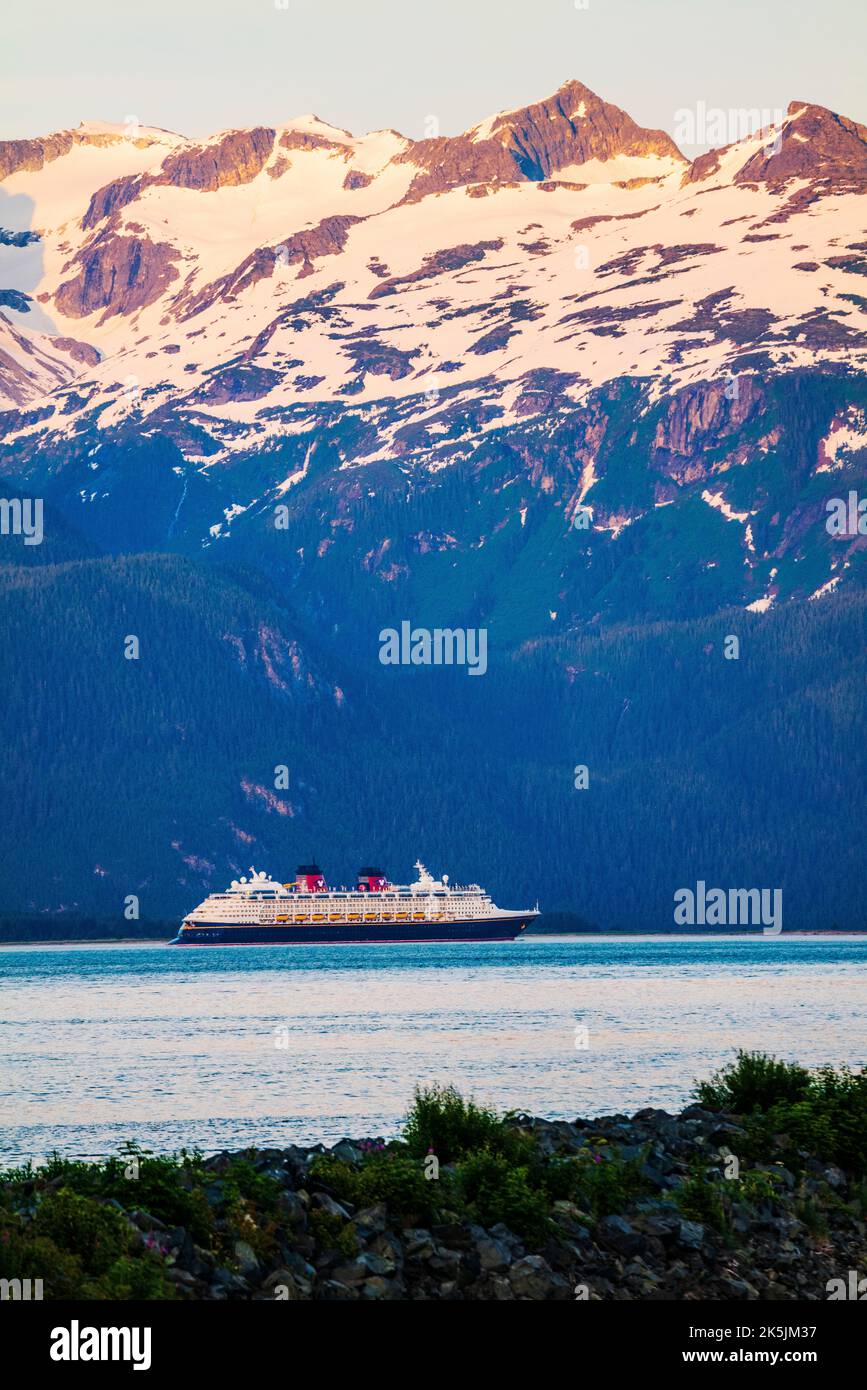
[{"left": 1, "top": 1053, "right": 865, "bottom": 1300}]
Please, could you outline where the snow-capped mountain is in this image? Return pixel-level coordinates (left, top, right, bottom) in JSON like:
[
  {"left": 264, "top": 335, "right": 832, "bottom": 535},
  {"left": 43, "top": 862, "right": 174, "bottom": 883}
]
[
  {"left": 1, "top": 80, "right": 866, "bottom": 923},
  {"left": 1, "top": 79, "right": 866, "bottom": 627}
]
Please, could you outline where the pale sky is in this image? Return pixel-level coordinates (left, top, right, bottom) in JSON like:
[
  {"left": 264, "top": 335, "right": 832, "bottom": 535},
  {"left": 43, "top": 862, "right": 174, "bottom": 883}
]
[{"left": 2, "top": 0, "right": 865, "bottom": 147}]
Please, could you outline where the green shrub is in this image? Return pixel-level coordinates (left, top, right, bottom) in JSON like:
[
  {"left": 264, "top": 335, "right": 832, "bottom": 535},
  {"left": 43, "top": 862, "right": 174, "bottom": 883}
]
[
  {"left": 736, "top": 1169, "right": 781, "bottom": 1207},
  {"left": 39, "top": 1154, "right": 104, "bottom": 1197},
  {"left": 538, "top": 1156, "right": 584, "bottom": 1203},
  {"left": 32, "top": 1191, "right": 128, "bottom": 1276},
  {"left": 32, "top": 1145, "right": 214, "bottom": 1245},
  {"left": 356, "top": 1153, "right": 439, "bottom": 1222},
  {"left": 0, "top": 1226, "right": 84, "bottom": 1298},
  {"left": 806, "top": 1065, "right": 867, "bottom": 1173},
  {"left": 697, "top": 1051, "right": 814, "bottom": 1113},
  {"left": 851, "top": 1178, "right": 867, "bottom": 1220},
  {"left": 104, "top": 1152, "right": 213, "bottom": 1244},
  {"left": 574, "top": 1150, "right": 648, "bottom": 1219},
  {"left": 207, "top": 1164, "right": 282, "bottom": 1266},
  {"left": 455, "top": 1150, "right": 550, "bottom": 1243},
  {"left": 310, "top": 1149, "right": 441, "bottom": 1222},
  {"left": 795, "top": 1195, "right": 828, "bottom": 1238},
  {"left": 308, "top": 1154, "right": 360, "bottom": 1204},
  {"left": 675, "top": 1173, "right": 728, "bottom": 1239},
  {"left": 677, "top": 1161, "right": 796, "bottom": 1243},
  {"left": 85, "top": 1254, "right": 177, "bottom": 1301},
  {"left": 744, "top": 1100, "right": 837, "bottom": 1169},
  {"left": 222, "top": 1158, "right": 283, "bottom": 1217},
  {"left": 699, "top": 1055, "right": 867, "bottom": 1176},
  {"left": 403, "top": 1084, "right": 526, "bottom": 1164},
  {"left": 309, "top": 1209, "right": 358, "bottom": 1259}
]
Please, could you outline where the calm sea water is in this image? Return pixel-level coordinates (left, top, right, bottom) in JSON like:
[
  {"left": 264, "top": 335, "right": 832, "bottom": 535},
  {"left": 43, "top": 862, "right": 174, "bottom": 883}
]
[{"left": 0, "top": 936, "right": 864, "bottom": 1165}]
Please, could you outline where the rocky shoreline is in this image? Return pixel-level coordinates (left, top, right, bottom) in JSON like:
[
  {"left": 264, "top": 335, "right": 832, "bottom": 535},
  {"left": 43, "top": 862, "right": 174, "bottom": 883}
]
[
  {"left": 2, "top": 1055, "right": 865, "bottom": 1302},
  {"left": 153, "top": 1108, "right": 865, "bottom": 1302}
]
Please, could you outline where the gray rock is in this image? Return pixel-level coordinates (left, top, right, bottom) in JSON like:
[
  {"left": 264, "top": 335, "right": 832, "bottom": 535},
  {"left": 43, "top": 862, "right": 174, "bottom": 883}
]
[
  {"left": 130, "top": 1208, "right": 167, "bottom": 1232},
  {"left": 490, "top": 1222, "right": 524, "bottom": 1253},
  {"left": 639, "top": 1163, "right": 672, "bottom": 1190},
  {"left": 404, "top": 1229, "right": 435, "bottom": 1260},
  {"left": 369, "top": 1233, "right": 403, "bottom": 1271},
  {"left": 821, "top": 1164, "right": 847, "bottom": 1190},
  {"left": 318, "top": 1279, "right": 359, "bottom": 1300},
  {"left": 432, "top": 1222, "right": 473, "bottom": 1248},
  {"left": 332, "top": 1139, "right": 363, "bottom": 1164},
  {"left": 476, "top": 1234, "right": 512, "bottom": 1272},
  {"left": 351, "top": 1203, "right": 388, "bottom": 1239},
  {"left": 361, "top": 1276, "right": 396, "bottom": 1300},
  {"left": 596, "top": 1214, "right": 644, "bottom": 1256},
  {"left": 234, "top": 1239, "right": 260, "bottom": 1274},
  {"left": 764, "top": 1280, "right": 796, "bottom": 1301},
  {"left": 676, "top": 1219, "right": 706, "bottom": 1250},
  {"left": 509, "top": 1254, "right": 570, "bottom": 1300},
  {"left": 278, "top": 1191, "right": 307, "bottom": 1226},
  {"left": 429, "top": 1247, "right": 462, "bottom": 1276},
  {"left": 719, "top": 1276, "right": 759, "bottom": 1299},
  {"left": 311, "top": 1192, "right": 352, "bottom": 1221},
  {"left": 617, "top": 1143, "right": 645, "bottom": 1161},
  {"left": 211, "top": 1266, "right": 249, "bottom": 1293},
  {"left": 279, "top": 1251, "right": 316, "bottom": 1284},
  {"left": 637, "top": 1210, "right": 679, "bottom": 1242},
  {"left": 709, "top": 1122, "right": 746, "bottom": 1146},
  {"left": 332, "top": 1251, "right": 393, "bottom": 1285}
]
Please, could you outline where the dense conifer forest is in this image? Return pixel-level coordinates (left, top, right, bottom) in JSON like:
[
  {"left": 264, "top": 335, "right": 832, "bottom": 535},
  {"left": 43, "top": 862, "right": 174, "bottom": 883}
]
[{"left": 0, "top": 532, "right": 863, "bottom": 930}]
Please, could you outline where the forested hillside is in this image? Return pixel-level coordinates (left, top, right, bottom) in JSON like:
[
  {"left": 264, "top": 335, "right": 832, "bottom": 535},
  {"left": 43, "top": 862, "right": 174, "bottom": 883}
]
[{"left": 0, "top": 550, "right": 863, "bottom": 929}]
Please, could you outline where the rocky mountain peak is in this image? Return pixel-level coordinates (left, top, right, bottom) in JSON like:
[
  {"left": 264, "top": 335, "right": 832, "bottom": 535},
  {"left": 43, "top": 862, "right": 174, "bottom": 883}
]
[
  {"left": 397, "top": 78, "right": 685, "bottom": 200},
  {"left": 476, "top": 78, "right": 685, "bottom": 173},
  {"left": 734, "top": 101, "right": 867, "bottom": 191}
]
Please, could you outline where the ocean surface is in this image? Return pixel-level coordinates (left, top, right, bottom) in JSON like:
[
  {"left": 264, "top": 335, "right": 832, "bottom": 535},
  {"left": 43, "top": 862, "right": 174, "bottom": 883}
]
[{"left": 1, "top": 936, "right": 864, "bottom": 1165}]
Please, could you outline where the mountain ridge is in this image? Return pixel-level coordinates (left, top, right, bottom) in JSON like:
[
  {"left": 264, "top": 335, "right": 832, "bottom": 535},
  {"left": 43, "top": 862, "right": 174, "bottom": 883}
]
[
  {"left": 0, "top": 78, "right": 865, "bottom": 923},
  {"left": 1, "top": 77, "right": 866, "bottom": 632}
]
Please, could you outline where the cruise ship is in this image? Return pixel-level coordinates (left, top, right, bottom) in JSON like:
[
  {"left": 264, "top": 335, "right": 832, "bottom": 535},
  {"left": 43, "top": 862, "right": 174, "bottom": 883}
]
[{"left": 169, "top": 861, "right": 539, "bottom": 945}]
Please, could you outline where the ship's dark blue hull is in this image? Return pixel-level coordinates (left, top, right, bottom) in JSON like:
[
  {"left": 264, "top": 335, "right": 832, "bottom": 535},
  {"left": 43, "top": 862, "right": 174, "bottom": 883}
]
[{"left": 169, "top": 917, "right": 529, "bottom": 945}]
